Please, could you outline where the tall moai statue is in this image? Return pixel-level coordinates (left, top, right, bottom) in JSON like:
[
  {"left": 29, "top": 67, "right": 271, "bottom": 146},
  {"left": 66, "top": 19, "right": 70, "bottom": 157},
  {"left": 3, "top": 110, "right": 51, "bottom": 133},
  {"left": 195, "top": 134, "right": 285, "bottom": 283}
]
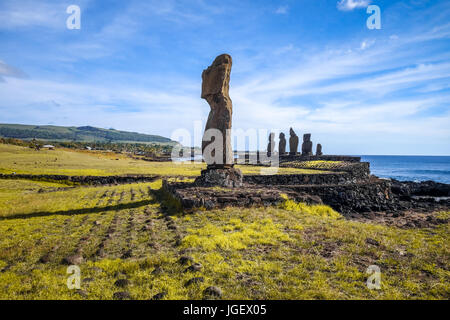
[
  {"left": 201, "top": 54, "right": 234, "bottom": 167},
  {"left": 302, "top": 133, "right": 313, "bottom": 156},
  {"left": 316, "top": 143, "right": 323, "bottom": 156},
  {"left": 289, "top": 128, "right": 299, "bottom": 155},
  {"left": 279, "top": 132, "right": 286, "bottom": 155},
  {"left": 196, "top": 54, "right": 243, "bottom": 187},
  {"left": 267, "top": 132, "right": 275, "bottom": 157}
]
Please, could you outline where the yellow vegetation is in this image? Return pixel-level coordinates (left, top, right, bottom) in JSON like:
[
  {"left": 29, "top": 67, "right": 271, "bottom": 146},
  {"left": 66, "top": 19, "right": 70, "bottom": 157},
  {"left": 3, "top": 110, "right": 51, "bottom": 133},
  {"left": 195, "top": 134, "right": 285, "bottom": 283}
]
[
  {"left": 0, "top": 144, "right": 448, "bottom": 300},
  {"left": 0, "top": 143, "right": 328, "bottom": 177},
  {"left": 182, "top": 218, "right": 290, "bottom": 251}
]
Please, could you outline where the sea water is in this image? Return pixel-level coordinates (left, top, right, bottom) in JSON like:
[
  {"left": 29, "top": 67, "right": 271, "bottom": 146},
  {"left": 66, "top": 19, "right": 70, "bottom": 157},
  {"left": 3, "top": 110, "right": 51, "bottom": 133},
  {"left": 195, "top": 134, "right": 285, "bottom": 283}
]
[{"left": 361, "top": 155, "right": 450, "bottom": 184}]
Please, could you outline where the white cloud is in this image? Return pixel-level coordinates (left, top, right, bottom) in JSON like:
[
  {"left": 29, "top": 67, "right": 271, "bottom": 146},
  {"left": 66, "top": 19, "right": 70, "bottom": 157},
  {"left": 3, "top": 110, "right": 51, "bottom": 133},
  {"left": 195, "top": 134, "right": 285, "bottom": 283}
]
[
  {"left": 337, "top": 0, "right": 371, "bottom": 11},
  {"left": 0, "top": 0, "right": 74, "bottom": 29},
  {"left": 225, "top": 30, "right": 450, "bottom": 154},
  {"left": 0, "top": 61, "right": 27, "bottom": 79},
  {"left": 275, "top": 6, "right": 289, "bottom": 15},
  {"left": 360, "top": 39, "right": 375, "bottom": 50},
  {"left": 0, "top": 77, "right": 205, "bottom": 140},
  {"left": 1, "top": 0, "right": 449, "bottom": 154},
  {"left": 2, "top": 26, "right": 448, "bottom": 153}
]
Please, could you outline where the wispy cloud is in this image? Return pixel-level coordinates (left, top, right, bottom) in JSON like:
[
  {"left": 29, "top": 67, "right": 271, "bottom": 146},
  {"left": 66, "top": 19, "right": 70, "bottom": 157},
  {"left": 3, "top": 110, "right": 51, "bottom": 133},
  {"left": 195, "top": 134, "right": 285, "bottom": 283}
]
[
  {"left": 0, "top": 0, "right": 449, "bottom": 154},
  {"left": 0, "top": 76, "right": 204, "bottom": 139},
  {"left": 275, "top": 6, "right": 289, "bottom": 15},
  {"left": 0, "top": 61, "right": 27, "bottom": 81},
  {"left": 0, "top": 0, "right": 82, "bottom": 29},
  {"left": 337, "top": 0, "right": 371, "bottom": 11},
  {"left": 226, "top": 21, "right": 450, "bottom": 153}
]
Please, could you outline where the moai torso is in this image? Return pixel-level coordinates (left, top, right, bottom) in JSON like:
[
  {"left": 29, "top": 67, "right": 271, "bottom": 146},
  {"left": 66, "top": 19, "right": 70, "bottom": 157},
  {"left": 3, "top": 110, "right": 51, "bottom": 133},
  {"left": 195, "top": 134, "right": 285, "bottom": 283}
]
[
  {"left": 279, "top": 132, "right": 286, "bottom": 155},
  {"left": 267, "top": 132, "right": 275, "bottom": 157}
]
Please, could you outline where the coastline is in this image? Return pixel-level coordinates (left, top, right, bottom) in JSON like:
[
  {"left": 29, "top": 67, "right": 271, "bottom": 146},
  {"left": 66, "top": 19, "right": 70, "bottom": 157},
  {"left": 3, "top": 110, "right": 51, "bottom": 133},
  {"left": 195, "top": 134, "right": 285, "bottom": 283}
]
[{"left": 361, "top": 155, "right": 450, "bottom": 184}]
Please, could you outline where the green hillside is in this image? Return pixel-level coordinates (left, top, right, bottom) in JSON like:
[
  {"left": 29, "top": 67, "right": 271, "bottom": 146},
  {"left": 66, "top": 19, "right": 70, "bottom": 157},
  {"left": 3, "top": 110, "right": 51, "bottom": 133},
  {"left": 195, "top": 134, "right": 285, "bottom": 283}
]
[{"left": 0, "top": 124, "right": 173, "bottom": 144}]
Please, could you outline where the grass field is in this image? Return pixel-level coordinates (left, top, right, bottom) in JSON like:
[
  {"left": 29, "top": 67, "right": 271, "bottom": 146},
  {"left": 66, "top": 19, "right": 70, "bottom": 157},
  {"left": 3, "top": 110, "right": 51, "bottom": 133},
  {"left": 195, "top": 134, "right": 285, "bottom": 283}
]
[
  {"left": 0, "top": 143, "right": 448, "bottom": 300},
  {"left": 0, "top": 144, "right": 326, "bottom": 176}
]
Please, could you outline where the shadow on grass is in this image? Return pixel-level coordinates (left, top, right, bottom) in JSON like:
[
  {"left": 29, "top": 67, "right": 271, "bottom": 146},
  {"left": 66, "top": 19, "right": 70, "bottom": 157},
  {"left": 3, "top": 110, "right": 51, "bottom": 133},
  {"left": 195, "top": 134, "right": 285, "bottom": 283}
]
[
  {"left": 0, "top": 199, "right": 158, "bottom": 221},
  {"left": 149, "top": 188, "right": 183, "bottom": 216}
]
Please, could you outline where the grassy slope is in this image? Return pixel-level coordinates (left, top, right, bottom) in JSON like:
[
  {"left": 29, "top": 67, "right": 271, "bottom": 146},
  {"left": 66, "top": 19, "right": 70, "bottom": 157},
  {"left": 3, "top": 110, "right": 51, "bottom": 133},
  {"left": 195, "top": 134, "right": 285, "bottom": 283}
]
[{"left": 0, "top": 144, "right": 448, "bottom": 300}]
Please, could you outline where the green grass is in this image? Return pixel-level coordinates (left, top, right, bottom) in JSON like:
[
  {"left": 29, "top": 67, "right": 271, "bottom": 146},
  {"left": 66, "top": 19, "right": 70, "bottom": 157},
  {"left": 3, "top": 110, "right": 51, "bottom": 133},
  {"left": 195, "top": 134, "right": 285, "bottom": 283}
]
[
  {"left": 0, "top": 143, "right": 448, "bottom": 300},
  {"left": 0, "top": 178, "right": 448, "bottom": 299},
  {"left": 0, "top": 179, "right": 70, "bottom": 194},
  {"left": 0, "top": 179, "right": 159, "bottom": 219},
  {"left": 0, "top": 143, "right": 328, "bottom": 176},
  {"left": 0, "top": 143, "right": 202, "bottom": 176},
  {"left": 172, "top": 205, "right": 449, "bottom": 299},
  {"left": 282, "top": 160, "right": 346, "bottom": 170}
]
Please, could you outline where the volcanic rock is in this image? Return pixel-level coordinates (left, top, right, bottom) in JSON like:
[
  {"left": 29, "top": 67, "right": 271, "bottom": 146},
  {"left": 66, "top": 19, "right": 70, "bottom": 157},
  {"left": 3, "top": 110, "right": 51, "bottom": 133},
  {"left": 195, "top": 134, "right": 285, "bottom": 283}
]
[{"left": 203, "top": 286, "right": 223, "bottom": 298}]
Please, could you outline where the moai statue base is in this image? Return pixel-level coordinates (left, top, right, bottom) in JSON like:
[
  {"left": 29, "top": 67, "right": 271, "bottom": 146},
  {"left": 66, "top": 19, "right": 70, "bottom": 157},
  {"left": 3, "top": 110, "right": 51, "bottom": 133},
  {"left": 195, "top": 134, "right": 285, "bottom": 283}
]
[{"left": 195, "top": 165, "right": 243, "bottom": 188}]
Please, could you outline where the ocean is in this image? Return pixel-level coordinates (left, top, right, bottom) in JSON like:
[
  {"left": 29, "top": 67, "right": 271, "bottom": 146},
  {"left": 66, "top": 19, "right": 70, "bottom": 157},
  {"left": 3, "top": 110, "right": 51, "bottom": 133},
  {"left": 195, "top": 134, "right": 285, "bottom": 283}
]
[{"left": 361, "top": 155, "right": 450, "bottom": 184}]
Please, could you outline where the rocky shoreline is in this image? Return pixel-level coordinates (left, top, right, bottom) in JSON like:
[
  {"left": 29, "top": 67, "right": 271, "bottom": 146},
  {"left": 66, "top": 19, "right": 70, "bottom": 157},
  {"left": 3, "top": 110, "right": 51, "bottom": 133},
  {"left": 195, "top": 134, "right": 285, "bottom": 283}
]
[
  {"left": 350, "top": 178, "right": 449, "bottom": 228},
  {"left": 390, "top": 179, "right": 450, "bottom": 198}
]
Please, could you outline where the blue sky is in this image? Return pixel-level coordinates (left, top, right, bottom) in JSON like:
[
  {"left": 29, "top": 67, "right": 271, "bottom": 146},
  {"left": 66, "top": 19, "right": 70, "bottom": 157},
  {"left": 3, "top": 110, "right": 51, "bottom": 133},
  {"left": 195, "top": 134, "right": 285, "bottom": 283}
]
[{"left": 0, "top": 0, "right": 449, "bottom": 155}]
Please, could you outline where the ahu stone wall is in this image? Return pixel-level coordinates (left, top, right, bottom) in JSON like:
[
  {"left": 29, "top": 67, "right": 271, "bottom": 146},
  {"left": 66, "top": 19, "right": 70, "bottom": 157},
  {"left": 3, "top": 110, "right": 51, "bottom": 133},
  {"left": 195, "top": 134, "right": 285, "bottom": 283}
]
[
  {"left": 0, "top": 174, "right": 160, "bottom": 185},
  {"left": 243, "top": 172, "right": 358, "bottom": 186}
]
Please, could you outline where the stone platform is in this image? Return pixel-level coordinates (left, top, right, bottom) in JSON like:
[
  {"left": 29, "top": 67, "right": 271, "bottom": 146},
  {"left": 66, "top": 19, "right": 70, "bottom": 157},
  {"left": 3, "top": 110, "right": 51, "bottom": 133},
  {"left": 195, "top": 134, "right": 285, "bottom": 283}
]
[
  {"left": 280, "top": 161, "right": 370, "bottom": 179},
  {"left": 277, "top": 177, "right": 395, "bottom": 213},
  {"left": 194, "top": 167, "right": 243, "bottom": 188},
  {"left": 163, "top": 175, "right": 397, "bottom": 215},
  {"left": 236, "top": 153, "right": 362, "bottom": 164},
  {"left": 162, "top": 180, "right": 321, "bottom": 211},
  {"left": 243, "top": 172, "right": 359, "bottom": 185},
  {"left": 279, "top": 154, "right": 362, "bottom": 163}
]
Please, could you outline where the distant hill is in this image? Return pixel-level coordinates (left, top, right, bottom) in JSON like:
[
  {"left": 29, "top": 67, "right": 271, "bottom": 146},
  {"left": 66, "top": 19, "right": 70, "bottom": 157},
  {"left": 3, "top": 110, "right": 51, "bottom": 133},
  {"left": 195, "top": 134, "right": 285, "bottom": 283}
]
[{"left": 0, "top": 124, "right": 174, "bottom": 144}]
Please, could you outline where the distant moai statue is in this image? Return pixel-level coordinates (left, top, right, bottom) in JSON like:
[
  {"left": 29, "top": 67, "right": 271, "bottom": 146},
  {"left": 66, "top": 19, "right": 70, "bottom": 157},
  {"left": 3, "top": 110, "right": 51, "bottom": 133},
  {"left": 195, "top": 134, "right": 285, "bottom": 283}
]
[
  {"left": 278, "top": 132, "right": 286, "bottom": 155},
  {"left": 267, "top": 132, "right": 275, "bottom": 157},
  {"left": 289, "top": 128, "right": 299, "bottom": 155},
  {"left": 316, "top": 143, "right": 323, "bottom": 156},
  {"left": 302, "top": 133, "right": 313, "bottom": 156}
]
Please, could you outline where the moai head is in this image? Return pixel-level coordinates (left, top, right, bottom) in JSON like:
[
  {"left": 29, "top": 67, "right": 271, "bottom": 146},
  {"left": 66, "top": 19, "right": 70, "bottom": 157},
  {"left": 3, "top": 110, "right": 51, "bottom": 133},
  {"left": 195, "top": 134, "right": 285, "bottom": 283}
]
[
  {"left": 201, "top": 54, "right": 232, "bottom": 99},
  {"left": 279, "top": 132, "right": 285, "bottom": 140},
  {"left": 289, "top": 127, "right": 297, "bottom": 137},
  {"left": 303, "top": 133, "right": 311, "bottom": 142},
  {"left": 269, "top": 132, "right": 275, "bottom": 142}
]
